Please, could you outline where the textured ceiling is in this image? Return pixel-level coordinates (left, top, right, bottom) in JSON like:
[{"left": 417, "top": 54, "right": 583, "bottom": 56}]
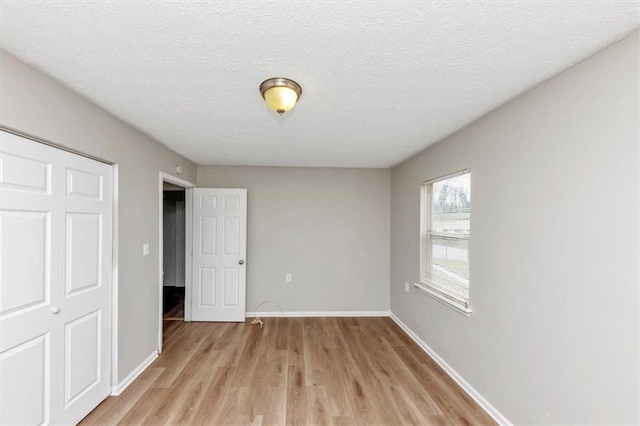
[{"left": 1, "top": 1, "right": 638, "bottom": 168}]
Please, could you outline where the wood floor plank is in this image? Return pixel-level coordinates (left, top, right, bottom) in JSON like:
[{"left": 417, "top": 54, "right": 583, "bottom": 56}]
[
  {"left": 387, "top": 334, "right": 495, "bottom": 425},
  {"left": 142, "top": 336, "right": 217, "bottom": 425},
  {"left": 191, "top": 367, "right": 232, "bottom": 423},
  {"left": 80, "top": 367, "right": 165, "bottom": 425},
  {"left": 117, "top": 387, "right": 172, "bottom": 425},
  {"left": 162, "top": 319, "right": 188, "bottom": 348},
  {"left": 81, "top": 317, "right": 496, "bottom": 426}
]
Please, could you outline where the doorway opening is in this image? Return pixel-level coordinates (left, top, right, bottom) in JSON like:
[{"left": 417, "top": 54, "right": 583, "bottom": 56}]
[
  {"left": 162, "top": 184, "right": 186, "bottom": 346},
  {"left": 158, "top": 172, "right": 194, "bottom": 353}
]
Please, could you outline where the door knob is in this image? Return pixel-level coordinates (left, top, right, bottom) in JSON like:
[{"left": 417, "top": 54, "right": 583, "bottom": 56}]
[
  {"left": 52, "top": 307, "right": 60, "bottom": 314},
  {"left": 239, "top": 260, "right": 245, "bottom": 265}
]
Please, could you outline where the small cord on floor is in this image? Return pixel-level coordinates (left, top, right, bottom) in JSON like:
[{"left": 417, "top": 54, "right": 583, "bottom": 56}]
[{"left": 251, "top": 300, "right": 284, "bottom": 329}]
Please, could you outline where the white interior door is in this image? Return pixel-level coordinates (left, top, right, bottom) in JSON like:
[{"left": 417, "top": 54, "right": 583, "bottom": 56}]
[
  {"left": 0, "top": 131, "right": 112, "bottom": 425},
  {"left": 191, "top": 188, "right": 246, "bottom": 322}
]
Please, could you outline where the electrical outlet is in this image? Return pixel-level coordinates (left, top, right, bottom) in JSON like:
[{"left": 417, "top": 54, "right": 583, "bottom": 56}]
[
  {"left": 404, "top": 282, "right": 410, "bottom": 293},
  {"left": 143, "top": 243, "right": 149, "bottom": 256},
  {"left": 286, "top": 273, "right": 292, "bottom": 283}
]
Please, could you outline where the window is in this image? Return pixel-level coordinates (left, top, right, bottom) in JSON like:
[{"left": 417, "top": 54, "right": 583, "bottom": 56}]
[{"left": 419, "top": 169, "right": 471, "bottom": 314}]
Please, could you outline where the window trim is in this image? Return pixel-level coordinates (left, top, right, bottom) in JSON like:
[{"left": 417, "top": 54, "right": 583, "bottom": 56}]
[
  {"left": 422, "top": 168, "right": 470, "bottom": 186},
  {"left": 413, "top": 282, "right": 472, "bottom": 316},
  {"left": 419, "top": 168, "right": 472, "bottom": 315}
]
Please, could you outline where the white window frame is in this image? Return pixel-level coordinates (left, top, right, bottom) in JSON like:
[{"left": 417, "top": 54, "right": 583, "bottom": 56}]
[{"left": 417, "top": 168, "right": 472, "bottom": 316}]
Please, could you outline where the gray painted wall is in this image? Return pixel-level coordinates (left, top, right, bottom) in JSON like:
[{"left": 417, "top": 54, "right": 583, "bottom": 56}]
[
  {"left": 163, "top": 191, "right": 186, "bottom": 287},
  {"left": 390, "top": 32, "right": 639, "bottom": 423},
  {"left": 0, "top": 51, "right": 197, "bottom": 383},
  {"left": 197, "top": 166, "right": 391, "bottom": 313}
]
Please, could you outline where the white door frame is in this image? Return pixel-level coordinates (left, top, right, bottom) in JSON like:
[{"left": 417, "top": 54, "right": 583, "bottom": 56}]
[
  {"left": 111, "top": 164, "right": 120, "bottom": 394},
  {"left": 158, "top": 172, "right": 195, "bottom": 353}
]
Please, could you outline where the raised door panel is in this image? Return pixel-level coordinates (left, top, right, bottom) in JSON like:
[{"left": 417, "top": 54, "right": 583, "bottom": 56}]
[
  {"left": 198, "top": 211, "right": 218, "bottom": 310},
  {"left": 66, "top": 168, "right": 102, "bottom": 200},
  {"left": 0, "top": 210, "right": 51, "bottom": 315},
  {"left": 223, "top": 195, "right": 239, "bottom": 209},
  {"left": 222, "top": 268, "right": 239, "bottom": 307},
  {"left": 0, "top": 334, "right": 50, "bottom": 425},
  {"left": 200, "top": 216, "right": 217, "bottom": 255},
  {"left": 64, "top": 311, "right": 100, "bottom": 406},
  {"left": 199, "top": 268, "right": 216, "bottom": 307},
  {"left": 223, "top": 216, "right": 240, "bottom": 255},
  {"left": 0, "top": 151, "right": 51, "bottom": 194},
  {"left": 65, "top": 213, "right": 102, "bottom": 295},
  {"left": 200, "top": 194, "right": 217, "bottom": 209}
]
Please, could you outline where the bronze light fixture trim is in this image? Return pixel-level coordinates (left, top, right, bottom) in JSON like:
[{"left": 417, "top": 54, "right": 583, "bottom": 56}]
[{"left": 259, "top": 77, "right": 303, "bottom": 115}]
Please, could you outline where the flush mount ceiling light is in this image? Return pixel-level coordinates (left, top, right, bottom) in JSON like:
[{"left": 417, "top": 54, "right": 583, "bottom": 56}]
[{"left": 259, "top": 77, "right": 302, "bottom": 115}]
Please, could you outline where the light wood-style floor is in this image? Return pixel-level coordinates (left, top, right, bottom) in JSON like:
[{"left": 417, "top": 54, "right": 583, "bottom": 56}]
[{"left": 81, "top": 317, "right": 495, "bottom": 425}]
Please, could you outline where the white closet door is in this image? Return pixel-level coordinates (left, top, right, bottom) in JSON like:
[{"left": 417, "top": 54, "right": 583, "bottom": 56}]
[
  {"left": 191, "top": 188, "right": 247, "bottom": 322},
  {"left": 0, "top": 131, "right": 112, "bottom": 425},
  {"left": 56, "top": 147, "right": 112, "bottom": 424},
  {"left": 0, "top": 135, "right": 60, "bottom": 425}
]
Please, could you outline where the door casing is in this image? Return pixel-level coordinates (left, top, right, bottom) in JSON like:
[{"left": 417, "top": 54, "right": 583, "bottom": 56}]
[{"left": 158, "top": 172, "right": 195, "bottom": 353}]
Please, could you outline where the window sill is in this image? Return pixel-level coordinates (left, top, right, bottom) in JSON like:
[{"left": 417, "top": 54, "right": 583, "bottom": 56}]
[{"left": 413, "top": 282, "right": 472, "bottom": 317}]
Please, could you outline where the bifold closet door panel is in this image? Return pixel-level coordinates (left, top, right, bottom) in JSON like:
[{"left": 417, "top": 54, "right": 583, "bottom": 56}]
[
  {"left": 56, "top": 148, "right": 112, "bottom": 425},
  {"left": 0, "top": 136, "right": 60, "bottom": 425}
]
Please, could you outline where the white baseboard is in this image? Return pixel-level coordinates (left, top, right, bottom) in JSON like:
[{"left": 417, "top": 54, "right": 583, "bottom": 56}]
[
  {"left": 111, "top": 350, "right": 158, "bottom": 396},
  {"left": 246, "top": 310, "right": 390, "bottom": 318},
  {"left": 389, "top": 312, "right": 511, "bottom": 426}
]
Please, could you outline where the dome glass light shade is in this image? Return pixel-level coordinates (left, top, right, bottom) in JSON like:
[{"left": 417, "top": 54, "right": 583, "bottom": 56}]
[{"left": 260, "top": 78, "right": 302, "bottom": 115}]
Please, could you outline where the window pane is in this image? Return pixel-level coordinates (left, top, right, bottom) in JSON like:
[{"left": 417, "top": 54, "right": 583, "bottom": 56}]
[
  {"left": 428, "top": 235, "right": 469, "bottom": 299},
  {"left": 432, "top": 173, "right": 470, "bottom": 234},
  {"left": 420, "top": 170, "right": 471, "bottom": 310}
]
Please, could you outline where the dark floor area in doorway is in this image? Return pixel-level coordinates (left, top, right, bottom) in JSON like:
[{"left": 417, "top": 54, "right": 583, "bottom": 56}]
[
  {"left": 163, "top": 287, "right": 186, "bottom": 347},
  {"left": 163, "top": 286, "right": 184, "bottom": 320}
]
